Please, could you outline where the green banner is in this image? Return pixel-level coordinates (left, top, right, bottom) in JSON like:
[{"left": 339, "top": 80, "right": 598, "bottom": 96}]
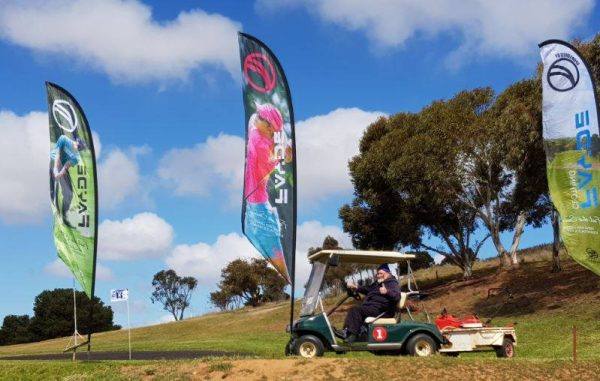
[
  {"left": 46, "top": 82, "right": 98, "bottom": 298},
  {"left": 540, "top": 40, "right": 600, "bottom": 276}
]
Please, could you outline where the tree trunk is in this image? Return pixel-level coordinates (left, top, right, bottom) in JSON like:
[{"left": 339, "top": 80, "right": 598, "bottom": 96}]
[
  {"left": 551, "top": 208, "right": 562, "bottom": 273},
  {"left": 508, "top": 211, "right": 527, "bottom": 268},
  {"left": 462, "top": 262, "right": 473, "bottom": 279},
  {"left": 490, "top": 226, "right": 511, "bottom": 267}
]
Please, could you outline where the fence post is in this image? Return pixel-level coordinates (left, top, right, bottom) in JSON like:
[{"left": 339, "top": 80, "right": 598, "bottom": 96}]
[{"left": 573, "top": 325, "right": 577, "bottom": 363}]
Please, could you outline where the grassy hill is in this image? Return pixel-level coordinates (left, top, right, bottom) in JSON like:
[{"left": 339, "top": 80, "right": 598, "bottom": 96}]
[
  {"left": 1, "top": 246, "right": 599, "bottom": 361},
  {"left": 1, "top": 247, "right": 600, "bottom": 379}
]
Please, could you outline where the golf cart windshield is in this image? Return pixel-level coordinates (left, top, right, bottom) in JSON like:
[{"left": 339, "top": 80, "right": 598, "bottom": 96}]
[{"left": 300, "top": 261, "right": 327, "bottom": 317}]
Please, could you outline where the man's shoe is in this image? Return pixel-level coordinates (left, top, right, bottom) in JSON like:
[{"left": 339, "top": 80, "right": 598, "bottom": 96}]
[
  {"left": 344, "top": 334, "right": 357, "bottom": 343},
  {"left": 333, "top": 327, "right": 347, "bottom": 339}
]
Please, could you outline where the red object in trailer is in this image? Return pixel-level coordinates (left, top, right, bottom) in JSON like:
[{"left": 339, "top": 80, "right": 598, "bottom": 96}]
[{"left": 435, "top": 314, "right": 483, "bottom": 330}]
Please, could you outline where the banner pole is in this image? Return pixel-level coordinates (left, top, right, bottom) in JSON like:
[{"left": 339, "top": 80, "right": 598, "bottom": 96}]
[
  {"left": 87, "top": 296, "right": 93, "bottom": 353},
  {"left": 127, "top": 296, "right": 132, "bottom": 360},
  {"left": 72, "top": 279, "right": 78, "bottom": 361},
  {"left": 289, "top": 283, "right": 295, "bottom": 335}
]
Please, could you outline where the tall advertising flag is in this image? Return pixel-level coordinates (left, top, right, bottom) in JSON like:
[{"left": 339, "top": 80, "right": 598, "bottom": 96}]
[
  {"left": 238, "top": 32, "right": 296, "bottom": 284},
  {"left": 540, "top": 40, "right": 600, "bottom": 276},
  {"left": 46, "top": 82, "right": 98, "bottom": 297}
]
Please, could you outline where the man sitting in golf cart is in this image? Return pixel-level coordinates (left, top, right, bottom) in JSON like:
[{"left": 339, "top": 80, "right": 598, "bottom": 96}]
[{"left": 341, "top": 264, "right": 400, "bottom": 342}]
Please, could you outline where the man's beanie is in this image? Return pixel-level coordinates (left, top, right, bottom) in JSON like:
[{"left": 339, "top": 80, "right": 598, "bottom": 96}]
[{"left": 377, "top": 264, "right": 391, "bottom": 273}]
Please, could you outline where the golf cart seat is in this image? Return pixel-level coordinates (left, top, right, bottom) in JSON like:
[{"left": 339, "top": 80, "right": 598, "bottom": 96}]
[{"left": 364, "top": 292, "right": 408, "bottom": 324}]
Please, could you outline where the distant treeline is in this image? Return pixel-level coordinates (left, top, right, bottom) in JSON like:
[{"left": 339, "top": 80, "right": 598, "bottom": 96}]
[{"left": 0, "top": 288, "right": 120, "bottom": 346}]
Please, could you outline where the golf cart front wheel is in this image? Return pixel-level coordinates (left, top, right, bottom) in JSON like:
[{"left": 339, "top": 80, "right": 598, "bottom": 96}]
[
  {"left": 495, "top": 337, "right": 515, "bottom": 358},
  {"left": 293, "top": 335, "right": 324, "bottom": 359},
  {"left": 285, "top": 339, "right": 294, "bottom": 356},
  {"left": 406, "top": 333, "right": 437, "bottom": 357}
]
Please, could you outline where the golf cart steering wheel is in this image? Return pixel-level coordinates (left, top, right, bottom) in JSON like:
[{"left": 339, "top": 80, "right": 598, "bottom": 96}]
[{"left": 347, "top": 287, "right": 361, "bottom": 300}]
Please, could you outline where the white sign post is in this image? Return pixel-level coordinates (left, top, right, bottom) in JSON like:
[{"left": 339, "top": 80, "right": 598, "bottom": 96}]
[{"left": 111, "top": 289, "right": 131, "bottom": 360}]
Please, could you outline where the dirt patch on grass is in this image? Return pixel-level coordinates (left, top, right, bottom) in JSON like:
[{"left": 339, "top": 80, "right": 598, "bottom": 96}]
[
  {"left": 245, "top": 305, "right": 287, "bottom": 317},
  {"left": 122, "top": 358, "right": 600, "bottom": 380}
]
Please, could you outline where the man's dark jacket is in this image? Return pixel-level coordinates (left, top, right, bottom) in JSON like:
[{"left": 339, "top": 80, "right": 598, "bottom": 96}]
[{"left": 357, "top": 276, "right": 401, "bottom": 316}]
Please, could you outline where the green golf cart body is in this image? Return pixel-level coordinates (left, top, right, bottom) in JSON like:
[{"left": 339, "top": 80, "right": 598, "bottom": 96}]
[{"left": 286, "top": 250, "right": 445, "bottom": 358}]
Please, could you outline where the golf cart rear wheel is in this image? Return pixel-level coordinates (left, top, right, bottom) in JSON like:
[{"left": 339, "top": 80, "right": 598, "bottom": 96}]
[
  {"left": 293, "top": 335, "right": 324, "bottom": 359},
  {"left": 406, "top": 333, "right": 437, "bottom": 357},
  {"left": 495, "top": 337, "right": 515, "bottom": 358}
]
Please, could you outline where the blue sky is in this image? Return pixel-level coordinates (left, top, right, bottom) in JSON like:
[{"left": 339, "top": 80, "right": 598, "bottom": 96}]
[{"left": 0, "top": 0, "right": 598, "bottom": 329}]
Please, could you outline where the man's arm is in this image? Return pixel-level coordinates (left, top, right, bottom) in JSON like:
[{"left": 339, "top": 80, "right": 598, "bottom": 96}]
[
  {"left": 357, "top": 282, "right": 376, "bottom": 295},
  {"left": 347, "top": 282, "right": 373, "bottom": 295},
  {"left": 382, "top": 279, "right": 400, "bottom": 301}
]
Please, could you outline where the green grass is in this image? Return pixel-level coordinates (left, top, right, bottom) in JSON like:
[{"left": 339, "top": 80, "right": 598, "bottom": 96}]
[
  {"left": 1, "top": 249, "right": 598, "bottom": 360},
  {"left": 0, "top": 302, "right": 294, "bottom": 358},
  {"left": 1, "top": 248, "right": 599, "bottom": 379},
  {"left": 0, "top": 360, "right": 138, "bottom": 381}
]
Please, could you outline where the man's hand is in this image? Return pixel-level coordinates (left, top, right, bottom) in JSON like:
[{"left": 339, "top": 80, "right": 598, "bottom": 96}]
[
  {"left": 379, "top": 283, "right": 388, "bottom": 295},
  {"left": 346, "top": 282, "right": 357, "bottom": 290}
]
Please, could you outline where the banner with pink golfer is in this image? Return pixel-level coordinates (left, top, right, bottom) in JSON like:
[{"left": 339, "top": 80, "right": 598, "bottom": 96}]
[
  {"left": 539, "top": 40, "right": 600, "bottom": 276},
  {"left": 46, "top": 82, "right": 99, "bottom": 298},
  {"left": 238, "top": 32, "right": 297, "bottom": 285}
]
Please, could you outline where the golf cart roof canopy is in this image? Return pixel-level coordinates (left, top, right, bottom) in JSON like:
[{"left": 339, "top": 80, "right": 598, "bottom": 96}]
[{"left": 308, "top": 250, "right": 415, "bottom": 264}]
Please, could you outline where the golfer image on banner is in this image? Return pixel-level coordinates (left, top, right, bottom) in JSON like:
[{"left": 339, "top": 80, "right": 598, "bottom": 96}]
[
  {"left": 49, "top": 133, "right": 86, "bottom": 228},
  {"left": 243, "top": 103, "right": 293, "bottom": 281}
]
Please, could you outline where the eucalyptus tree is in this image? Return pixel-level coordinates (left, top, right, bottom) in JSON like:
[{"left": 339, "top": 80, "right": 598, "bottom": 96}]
[
  {"left": 341, "top": 85, "right": 549, "bottom": 276},
  {"left": 340, "top": 111, "right": 486, "bottom": 278}
]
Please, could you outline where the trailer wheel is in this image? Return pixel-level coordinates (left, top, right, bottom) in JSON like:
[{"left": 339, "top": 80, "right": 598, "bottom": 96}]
[
  {"left": 406, "top": 333, "right": 437, "bottom": 357},
  {"left": 495, "top": 337, "right": 515, "bottom": 358},
  {"left": 293, "top": 335, "right": 324, "bottom": 359}
]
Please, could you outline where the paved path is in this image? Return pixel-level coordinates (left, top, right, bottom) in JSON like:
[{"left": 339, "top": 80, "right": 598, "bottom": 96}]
[{"left": 0, "top": 350, "right": 252, "bottom": 361}]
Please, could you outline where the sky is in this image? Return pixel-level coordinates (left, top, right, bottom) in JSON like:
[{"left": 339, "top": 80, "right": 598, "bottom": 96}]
[{"left": 0, "top": 0, "right": 598, "bottom": 329}]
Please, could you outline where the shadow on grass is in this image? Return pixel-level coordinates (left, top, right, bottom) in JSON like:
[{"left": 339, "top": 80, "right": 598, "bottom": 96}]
[{"left": 471, "top": 259, "right": 600, "bottom": 318}]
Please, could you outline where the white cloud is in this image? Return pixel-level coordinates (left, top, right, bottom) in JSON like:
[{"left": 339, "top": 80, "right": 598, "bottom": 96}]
[
  {"left": 44, "top": 258, "right": 114, "bottom": 281},
  {"left": 166, "top": 220, "right": 352, "bottom": 290},
  {"left": 296, "top": 108, "right": 385, "bottom": 206},
  {"left": 92, "top": 131, "right": 102, "bottom": 160},
  {"left": 295, "top": 220, "right": 353, "bottom": 283},
  {"left": 98, "top": 148, "right": 143, "bottom": 209},
  {"left": 0, "top": 0, "right": 241, "bottom": 83},
  {"left": 157, "top": 108, "right": 383, "bottom": 207},
  {"left": 0, "top": 110, "right": 49, "bottom": 223},
  {"left": 166, "top": 233, "right": 259, "bottom": 286},
  {"left": 98, "top": 212, "right": 174, "bottom": 261},
  {"left": 157, "top": 133, "right": 244, "bottom": 205},
  {"left": 257, "top": 0, "right": 594, "bottom": 65},
  {"left": 0, "top": 107, "right": 139, "bottom": 222}
]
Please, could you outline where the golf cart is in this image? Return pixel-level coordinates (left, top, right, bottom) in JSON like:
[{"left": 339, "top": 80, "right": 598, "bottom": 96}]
[{"left": 285, "top": 250, "right": 445, "bottom": 358}]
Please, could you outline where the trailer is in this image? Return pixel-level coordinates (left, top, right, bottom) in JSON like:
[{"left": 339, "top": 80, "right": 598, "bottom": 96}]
[
  {"left": 435, "top": 289, "right": 517, "bottom": 358},
  {"left": 439, "top": 325, "right": 516, "bottom": 357}
]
